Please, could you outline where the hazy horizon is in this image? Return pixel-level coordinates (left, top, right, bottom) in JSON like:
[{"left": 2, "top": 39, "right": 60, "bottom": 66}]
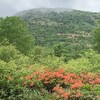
[{"left": 0, "top": 0, "right": 100, "bottom": 17}]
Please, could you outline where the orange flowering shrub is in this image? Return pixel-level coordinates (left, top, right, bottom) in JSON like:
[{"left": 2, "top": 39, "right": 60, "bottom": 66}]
[
  {"left": 71, "top": 82, "right": 84, "bottom": 89},
  {"left": 23, "top": 68, "right": 100, "bottom": 99},
  {"left": 53, "top": 84, "right": 70, "bottom": 99}
]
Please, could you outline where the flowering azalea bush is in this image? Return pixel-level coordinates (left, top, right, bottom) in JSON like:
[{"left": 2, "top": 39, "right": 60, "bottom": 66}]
[
  {"left": 23, "top": 68, "right": 100, "bottom": 100},
  {"left": 0, "top": 61, "right": 100, "bottom": 100}
]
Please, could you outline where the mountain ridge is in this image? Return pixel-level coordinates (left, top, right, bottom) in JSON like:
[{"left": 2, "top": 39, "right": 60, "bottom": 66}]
[
  {"left": 14, "top": 8, "right": 100, "bottom": 46},
  {"left": 15, "top": 8, "right": 100, "bottom": 16}
]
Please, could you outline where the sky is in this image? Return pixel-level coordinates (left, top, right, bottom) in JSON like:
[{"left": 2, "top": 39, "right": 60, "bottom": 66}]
[{"left": 0, "top": 0, "right": 100, "bottom": 17}]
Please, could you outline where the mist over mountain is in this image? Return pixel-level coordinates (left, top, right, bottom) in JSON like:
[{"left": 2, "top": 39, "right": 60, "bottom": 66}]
[{"left": 1, "top": 0, "right": 100, "bottom": 17}]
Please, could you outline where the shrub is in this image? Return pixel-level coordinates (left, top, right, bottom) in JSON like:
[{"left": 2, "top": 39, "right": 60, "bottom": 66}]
[
  {"left": 23, "top": 68, "right": 100, "bottom": 100},
  {"left": 66, "top": 49, "right": 100, "bottom": 73},
  {"left": 0, "top": 45, "right": 20, "bottom": 62},
  {"left": 66, "top": 57, "right": 92, "bottom": 73}
]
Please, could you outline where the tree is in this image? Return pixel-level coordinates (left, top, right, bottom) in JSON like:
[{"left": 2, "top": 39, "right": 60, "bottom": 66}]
[
  {"left": 0, "top": 45, "right": 20, "bottom": 62},
  {"left": 93, "top": 21, "right": 100, "bottom": 52},
  {"left": 54, "top": 43, "right": 63, "bottom": 57},
  {"left": 0, "top": 17, "right": 35, "bottom": 54}
]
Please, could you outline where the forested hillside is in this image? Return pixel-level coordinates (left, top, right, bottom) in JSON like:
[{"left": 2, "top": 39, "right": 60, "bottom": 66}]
[
  {"left": 15, "top": 8, "right": 100, "bottom": 60},
  {"left": 16, "top": 8, "right": 100, "bottom": 46}
]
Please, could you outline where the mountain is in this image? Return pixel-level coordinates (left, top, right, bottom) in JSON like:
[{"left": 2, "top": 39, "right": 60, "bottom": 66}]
[{"left": 15, "top": 8, "right": 100, "bottom": 46}]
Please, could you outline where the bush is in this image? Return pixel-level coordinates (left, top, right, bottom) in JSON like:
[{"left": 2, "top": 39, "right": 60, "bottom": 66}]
[
  {"left": 23, "top": 68, "right": 100, "bottom": 100},
  {"left": 66, "top": 49, "right": 100, "bottom": 73},
  {"left": 29, "top": 46, "right": 45, "bottom": 63},
  {"left": 0, "top": 45, "right": 20, "bottom": 62},
  {"left": 66, "top": 57, "right": 92, "bottom": 73},
  {"left": 40, "top": 55, "right": 65, "bottom": 68},
  {"left": 15, "top": 55, "right": 31, "bottom": 67},
  {"left": 82, "top": 49, "right": 100, "bottom": 66}
]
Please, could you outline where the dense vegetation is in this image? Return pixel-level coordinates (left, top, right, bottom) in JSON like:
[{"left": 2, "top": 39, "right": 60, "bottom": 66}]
[
  {"left": 16, "top": 8, "right": 100, "bottom": 46},
  {"left": 0, "top": 8, "right": 100, "bottom": 99},
  {"left": 16, "top": 8, "right": 100, "bottom": 60}
]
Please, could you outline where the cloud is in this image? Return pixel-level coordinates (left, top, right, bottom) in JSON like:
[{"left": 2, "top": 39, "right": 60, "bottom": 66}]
[
  {"left": 0, "top": 0, "right": 100, "bottom": 17},
  {"left": 72, "top": 0, "right": 100, "bottom": 12}
]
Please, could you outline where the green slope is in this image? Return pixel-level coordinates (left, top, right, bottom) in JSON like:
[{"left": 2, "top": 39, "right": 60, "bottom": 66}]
[{"left": 15, "top": 8, "right": 100, "bottom": 46}]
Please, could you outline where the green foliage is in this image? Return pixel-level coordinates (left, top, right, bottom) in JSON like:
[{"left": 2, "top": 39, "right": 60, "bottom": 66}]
[
  {"left": 29, "top": 46, "right": 45, "bottom": 63},
  {"left": 0, "top": 38, "right": 10, "bottom": 46},
  {"left": 0, "top": 45, "right": 20, "bottom": 62},
  {"left": 15, "top": 55, "right": 31, "bottom": 67},
  {"left": 67, "top": 58, "right": 92, "bottom": 73},
  {"left": 54, "top": 43, "right": 63, "bottom": 57},
  {"left": 16, "top": 8, "right": 100, "bottom": 62},
  {"left": 82, "top": 49, "right": 100, "bottom": 66},
  {"left": 28, "top": 46, "right": 65, "bottom": 68},
  {"left": 66, "top": 49, "right": 100, "bottom": 73},
  {"left": 0, "top": 16, "right": 35, "bottom": 54},
  {"left": 22, "top": 89, "right": 56, "bottom": 100},
  {"left": 41, "top": 55, "right": 65, "bottom": 68},
  {"left": 16, "top": 8, "right": 100, "bottom": 47},
  {"left": 93, "top": 21, "right": 100, "bottom": 52}
]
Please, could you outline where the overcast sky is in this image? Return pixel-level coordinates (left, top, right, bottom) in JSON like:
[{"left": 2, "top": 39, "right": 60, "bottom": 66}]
[{"left": 0, "top": 0, "right": 100, "bottom": 17}]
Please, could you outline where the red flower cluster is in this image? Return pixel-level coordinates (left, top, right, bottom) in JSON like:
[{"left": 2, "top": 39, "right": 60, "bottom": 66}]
[
  {"left": 71, "top": 82, "right": 84, "bottom": 89},
  {"left": 23, "top": 68, "right": 100, "bottom": 99},
  {"left": 81, "top": 73, "right": 100, "bottom": 85},
  {"left": 53, "top": 84, "right": 70, "bottom": 99}
]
